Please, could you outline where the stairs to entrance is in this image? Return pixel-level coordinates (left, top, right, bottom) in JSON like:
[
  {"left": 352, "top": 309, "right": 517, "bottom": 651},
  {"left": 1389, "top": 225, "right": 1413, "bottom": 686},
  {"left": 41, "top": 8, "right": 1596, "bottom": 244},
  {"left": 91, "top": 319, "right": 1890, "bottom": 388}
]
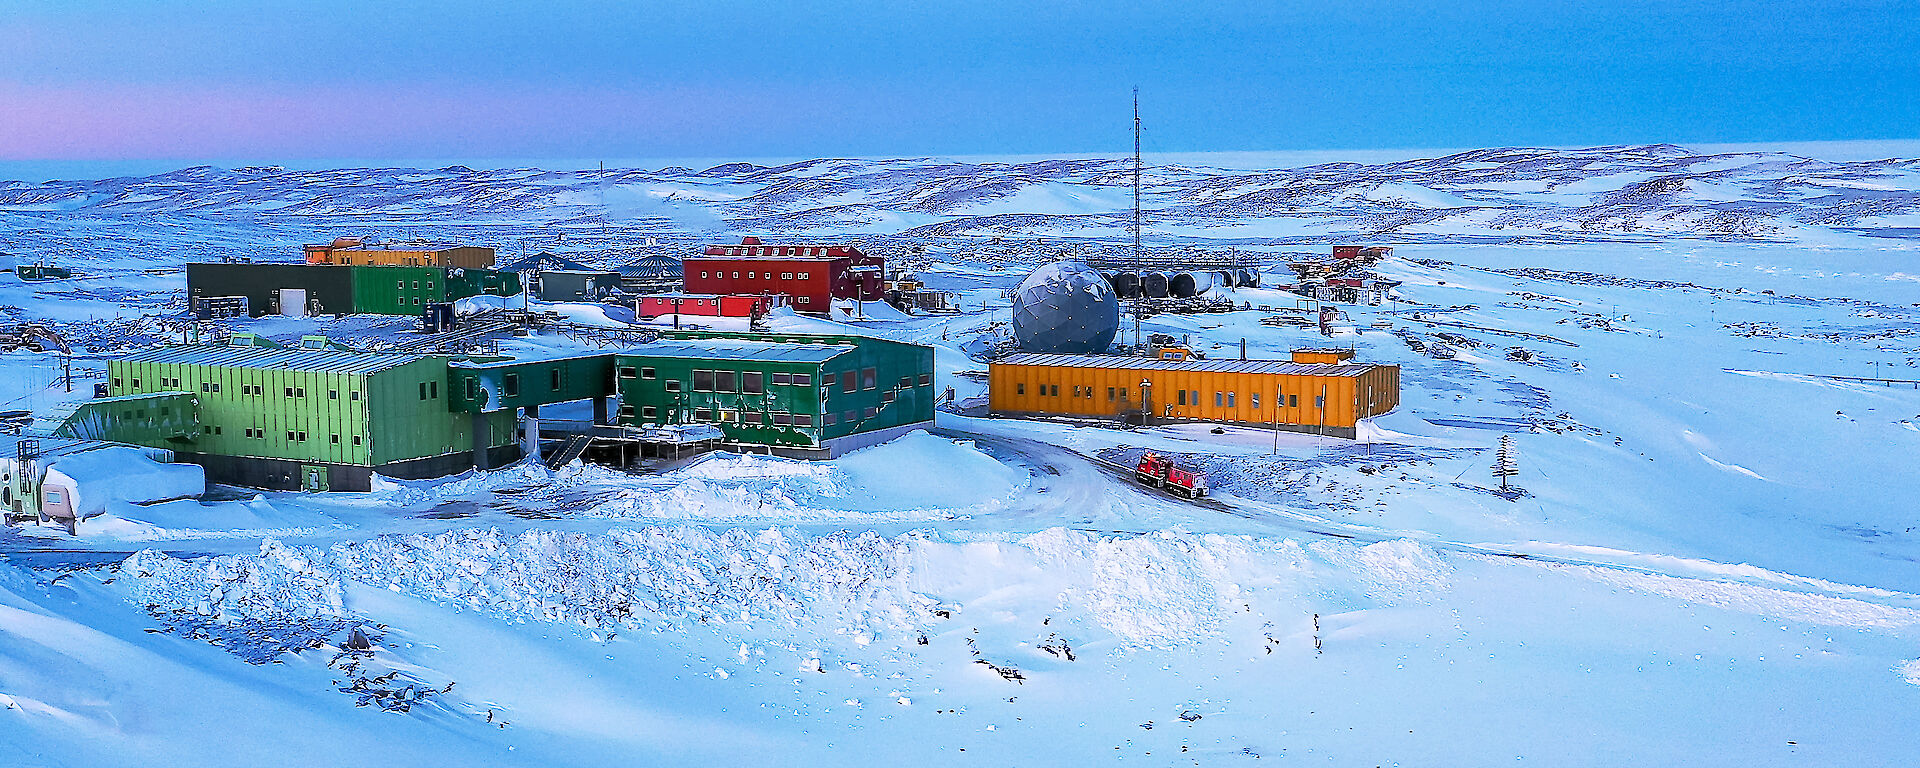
[{"left": 546, "top": 434, "right": 593, "bottom": 469}]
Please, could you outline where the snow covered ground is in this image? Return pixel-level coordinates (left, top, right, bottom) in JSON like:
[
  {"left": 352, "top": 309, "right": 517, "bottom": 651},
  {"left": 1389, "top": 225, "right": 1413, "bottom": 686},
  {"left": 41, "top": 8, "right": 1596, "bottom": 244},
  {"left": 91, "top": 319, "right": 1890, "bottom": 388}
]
[{"left": 4, "top": 147, "right": 1920, "bottom": 766}]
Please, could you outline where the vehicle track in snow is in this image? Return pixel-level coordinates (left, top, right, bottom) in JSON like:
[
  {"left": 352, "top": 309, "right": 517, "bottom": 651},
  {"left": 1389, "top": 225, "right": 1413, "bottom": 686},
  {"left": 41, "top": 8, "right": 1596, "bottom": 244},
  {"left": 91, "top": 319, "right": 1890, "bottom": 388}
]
[{"left": 942, "top": 427, "right": 1920, "bottom": 614}]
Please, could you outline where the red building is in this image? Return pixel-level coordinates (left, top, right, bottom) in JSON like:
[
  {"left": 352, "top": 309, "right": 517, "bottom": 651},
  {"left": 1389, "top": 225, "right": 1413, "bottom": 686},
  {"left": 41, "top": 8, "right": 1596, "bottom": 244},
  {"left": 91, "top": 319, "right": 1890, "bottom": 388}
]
[
  {"left": 683, "top": 237, "right": 883, "bottom": 314},
  {"left": 637, "top": 293, "right": 784, "bottom": 319}
]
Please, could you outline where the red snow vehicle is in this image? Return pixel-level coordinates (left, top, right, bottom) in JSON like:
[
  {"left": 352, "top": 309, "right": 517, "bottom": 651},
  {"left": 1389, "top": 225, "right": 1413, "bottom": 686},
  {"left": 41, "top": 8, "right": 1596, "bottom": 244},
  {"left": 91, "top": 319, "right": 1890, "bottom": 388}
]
[{"left": 1134, "top": 452, "right": 1209, "bottom": 498}]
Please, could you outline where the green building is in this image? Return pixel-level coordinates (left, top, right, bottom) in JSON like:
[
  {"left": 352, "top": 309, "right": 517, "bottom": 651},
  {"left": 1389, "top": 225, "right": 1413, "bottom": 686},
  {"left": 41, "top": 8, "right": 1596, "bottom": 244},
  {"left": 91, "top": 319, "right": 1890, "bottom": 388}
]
[
  {"left": 609, "top": 330, "right": 935, "bottom": 458},
  {"left": 64, "top": 329, "right": 935, "bottom": 490},
  {"left": 62, "top": 343, "right": 519, "bottom": 491},
  {"left": 186, "top": 262, "right": 521, "bottom": 318}
]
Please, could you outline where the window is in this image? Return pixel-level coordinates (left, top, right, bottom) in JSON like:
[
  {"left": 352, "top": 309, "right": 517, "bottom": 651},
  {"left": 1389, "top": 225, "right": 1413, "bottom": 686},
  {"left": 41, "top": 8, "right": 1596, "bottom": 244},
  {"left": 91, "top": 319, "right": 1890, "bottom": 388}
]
[
  {"left": 353, "top": 435, "right": 362, "bottom": 446},
  {"left": 899, "top": 377, "right": 913, "bottom": 389},
  {"left": 618, "top": 366, "right": 638, "bottom": 379},
  {"left": 211, "top": 382, "right": 220, "bottom": 393},
  {"left": 773, "top": 413, "right": 792, "bottom": 425},
  {"left": 1179, "top": 390, "right": 1187, "bottom": 405},
  {"left": 792, "top": 373, "right": 811, "bottom": 387},
  {"left": 397, "top": 280, "right": 405, "bottom": 289},
  {"left": 823, "top": 372, "right": 836, "bottom": 387},
  {"left": 1017, "top": 383, "right": 1026, "bottom": 395},
  {"left": 842, "top": 374, "right": 856, "bottom": 393},
  {"left": 1227, "top": 393, "right": 1236, "bottom": 407},
  {"left": 919, "top": 374, "right": 932, "bottom": 386},
  {"left": 743, "top": 372, "right": 764, "bottom": 394},
  {"left": 131, "top": 378, "right": 141, "bottom": 388},
  {"left": 795, "top": 296, "right": 810, "bottom": 304},
  {"left": 1107, "top": 387, "right": 1115, "bottom": 401},
  {"left": 844, "top": 410, "right": 857, "bottom": 423},
  {"left": 331, "top": 434, "right": 340, "bottom": 444},
  {"left": 742, "top": 412, "right": 762, "bottom": 425},
  {"left": 719, "top": 410, "right": 738, "bottom": 422},
  {"left": 882, "top": 390, "right": 896, "bottom": 403},
  {"left": 640, "top": 405, "right": 656, "bottom": 418},
  {"left": 411, "top": 281, "right": 420, "bottom": 289},
  {"left": 202, "top": 383, "right": 211, "bottom": 392},
  {"left": 715, "top": 371, "right": 738, "bottom": 393},
  {"left": 285, "top": 386, "right": 295, "bottom": 397},
  {"left": 297, "top": 387, "right": 306, "bottom": 397},
  {"left": 793, "top": 414, "right": 813, "bottom": 427},
  {"left": 693, "top": 370, "right": 714, "bottom": 391},
  {"left": 665, "top": 380, "right": 682, "bottom": 392},
  {"left": 1215, "top": 392, "right": 1222, "bottom": 407},
  {"left": 781, "top": 272, "right": 793, "bottom": 280},
  {"left": 1289, "top": 394, "right": 1299, "bottom": 408},
  {"left": 420, "top": 382, "right": 429, "bottom": 400},
  {"left": 861, "top": 368, "right": 877, "bottom": 390},
  {"left": 701, "top": 271, "right": 708, "bottom": 279},
  {"left": 550, "top": 368, "right": 562, "bottom": 391},
  {"left": 1050, "top": 385, "right": 1060, "bottom": 397},
  {"left": 1120, "top": 387, "right": 1127, "bottom": 400},
  {"left": 328, "top": 389, "right": 338, "bottom": 400},
  {"left": 732, "top": 271, "right": 740, "bottom": 279},
  {"left": 430, "top": 381, "right": 438, "bottom": 399},
  {"left": 863, "top": 406, "right": 878, "bottom": 417},
  {"left": 112, "top": 377, "right": 122, "bottom": 388},
  {"left": 1191, "top": 391, "right": 1200, "bottom": 407},
  {"left": 504, "top": 373, "right": 519, "bottom": 397},
  {"left": 1071, "top": 385, "right": 1081, "bottom": 398},
  {"left": 286, "top": 430, "right": 296, "bottom": 441},
  {"left": 1252, "top": 393, "right": 1260, "bottom": 409},
  {"left": 641, "top": 367, "right": 657, "bottom": 380},
  {"left": 694, "top": 408, "right": 713, "bottom": 421},
  {"left": 1315, "top": 395, "right": 1326, "bottom": 408},
  {"left": 772, "top": 372, "right": 791, "bottom": 386},
  {"left": 297, "top": 431, "right": 307, "bottom": 442},
  {"left": 798, "top": 272, "right": 810, "bottom": 280},
  {"left": 351, "top": 390, "right": 361, "bottom": 401}
]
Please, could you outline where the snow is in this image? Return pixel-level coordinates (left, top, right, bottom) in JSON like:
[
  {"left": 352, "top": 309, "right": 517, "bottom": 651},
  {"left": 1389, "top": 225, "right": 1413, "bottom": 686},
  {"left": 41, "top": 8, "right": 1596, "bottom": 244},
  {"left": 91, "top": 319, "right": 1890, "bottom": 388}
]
[
  {"left": 43, "top": 446, "right": 204, "bottom": 519},
  {"left": 7, "top": 144, "right": 1920, "bottom": 765}
]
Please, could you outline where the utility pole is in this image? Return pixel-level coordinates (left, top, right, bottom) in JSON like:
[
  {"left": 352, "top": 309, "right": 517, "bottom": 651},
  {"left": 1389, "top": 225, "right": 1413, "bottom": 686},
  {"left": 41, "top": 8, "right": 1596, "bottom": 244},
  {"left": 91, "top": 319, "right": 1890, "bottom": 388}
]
[
  {"left": 1132, "top": 86, "right": 1143, "bottom": 353},
  {"left": 1493, "top": 435, "right": 1519, "bottom": 491}
]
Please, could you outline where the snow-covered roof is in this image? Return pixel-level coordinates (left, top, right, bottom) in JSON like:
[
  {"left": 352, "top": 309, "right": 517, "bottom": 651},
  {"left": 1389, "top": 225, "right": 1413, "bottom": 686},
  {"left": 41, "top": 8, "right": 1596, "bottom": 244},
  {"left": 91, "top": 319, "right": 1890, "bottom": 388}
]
[
  {"left": 994, "top": 353, "right": 1382, "bottom": 377},
  {"left": 620, "top": 338, "right": 855, "bottom": 364},
  {"left": 117, "top": 345, "right": 427, "bottom": 374}
]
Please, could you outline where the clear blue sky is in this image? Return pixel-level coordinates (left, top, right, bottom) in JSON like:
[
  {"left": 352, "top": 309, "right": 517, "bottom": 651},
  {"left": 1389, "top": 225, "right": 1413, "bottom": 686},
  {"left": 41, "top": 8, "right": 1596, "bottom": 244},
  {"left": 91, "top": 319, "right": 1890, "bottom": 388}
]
[{"left": 2, "top": 0, "right": 1916, "bottom": 167}]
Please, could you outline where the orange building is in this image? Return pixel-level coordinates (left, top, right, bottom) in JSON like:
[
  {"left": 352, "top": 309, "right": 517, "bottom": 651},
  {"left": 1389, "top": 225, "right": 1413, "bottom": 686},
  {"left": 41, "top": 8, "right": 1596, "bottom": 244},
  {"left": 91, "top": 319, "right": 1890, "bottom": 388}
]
[
  {"left": 1288, "top": 348, "right": 1356, "bottom": 364},
  {"left": 304, "top": 237, "right": 496, "bottom": 269},
  {"left": 987, "top": 353, "right": 1399, "bottom": 439}
]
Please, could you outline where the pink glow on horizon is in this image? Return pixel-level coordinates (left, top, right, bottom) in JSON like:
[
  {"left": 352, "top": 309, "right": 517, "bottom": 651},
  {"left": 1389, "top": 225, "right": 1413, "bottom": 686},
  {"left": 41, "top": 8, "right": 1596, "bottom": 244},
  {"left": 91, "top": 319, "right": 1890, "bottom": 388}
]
[{"left": 0, "top": 81, "right": 787, "bottom": 161}]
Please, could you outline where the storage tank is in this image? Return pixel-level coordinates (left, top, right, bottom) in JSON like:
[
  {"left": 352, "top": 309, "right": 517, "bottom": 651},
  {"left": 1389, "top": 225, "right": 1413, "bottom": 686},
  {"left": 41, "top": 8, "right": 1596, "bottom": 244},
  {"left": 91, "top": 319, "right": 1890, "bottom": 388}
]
[
  {"left": 1010, "top": 261, "right": 1121, "bottom": 354},
  {"left": 1108, "top": 272, "right": 1141, "bottom": 299},
  {"left": 1141, "top": 271, "right": 1170, "bottom": 298},
  {"left": 1169, "top": 272, "right": 1197, "bottom": 298},
  {"left": 1185, "top": 271, "right": 1216, "bottom": 295},
  {"left": 1236, "top": 268, "right": 1261, "bottom": 288}
]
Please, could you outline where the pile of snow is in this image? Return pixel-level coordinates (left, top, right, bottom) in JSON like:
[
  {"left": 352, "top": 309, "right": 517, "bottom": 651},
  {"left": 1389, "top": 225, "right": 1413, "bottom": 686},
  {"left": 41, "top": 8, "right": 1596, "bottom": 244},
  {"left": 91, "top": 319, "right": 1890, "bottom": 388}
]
[
  {"left": 44, "top": 447, "right": 204, "bottom": 520},
  {"left": 120, "top": 539, "right": 345, "bottom": 622},
  {"left": 832, "top": 299, "right": 913, "bottom": 322},
  {"left": 581, "top": 431, "right": 1027, "bottom": 521}
]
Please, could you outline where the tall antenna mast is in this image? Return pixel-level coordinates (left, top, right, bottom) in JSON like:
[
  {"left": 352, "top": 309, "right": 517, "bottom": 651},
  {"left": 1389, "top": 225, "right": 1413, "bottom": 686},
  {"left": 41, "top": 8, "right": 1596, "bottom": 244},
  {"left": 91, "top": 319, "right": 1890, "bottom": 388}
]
[{"left": 1131, "top": 87, "right": 1143, "bottom": 351}]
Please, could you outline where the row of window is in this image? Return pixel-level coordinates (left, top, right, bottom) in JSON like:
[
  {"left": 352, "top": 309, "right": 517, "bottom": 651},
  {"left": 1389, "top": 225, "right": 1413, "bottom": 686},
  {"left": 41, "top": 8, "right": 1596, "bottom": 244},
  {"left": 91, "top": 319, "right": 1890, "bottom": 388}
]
[
  {"left": 227, "top": 426, "right": 363, "bottom": 446},
  {"left": 115, "top": 376, "right": 362, "bottom": 401},
  {"left": 700, "top": 270, "right": 812, "bottom": 281},
  {"left": 1015, "top": 382, "right": 1318, "bottom": 410},
  {"left": 721, "top": 246, "right": 830, "bottom": 257},
  {"left": 395, "top": 280, "right": 436, "bottom": 291}
]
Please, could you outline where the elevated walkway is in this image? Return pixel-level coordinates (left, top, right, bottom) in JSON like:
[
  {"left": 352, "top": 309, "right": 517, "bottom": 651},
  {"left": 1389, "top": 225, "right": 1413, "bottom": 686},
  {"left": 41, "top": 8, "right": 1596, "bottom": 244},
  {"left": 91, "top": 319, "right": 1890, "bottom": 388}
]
[{"left": 52, "top": 392, "right": 199, "bottom": 443}]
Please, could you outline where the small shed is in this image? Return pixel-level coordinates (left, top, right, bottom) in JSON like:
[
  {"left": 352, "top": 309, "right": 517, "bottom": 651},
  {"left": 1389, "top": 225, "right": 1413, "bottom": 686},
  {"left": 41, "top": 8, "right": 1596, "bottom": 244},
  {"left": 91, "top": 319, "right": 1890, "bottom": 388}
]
[{"left": 537, "top": 270, "right": 624, "bottom": 302}]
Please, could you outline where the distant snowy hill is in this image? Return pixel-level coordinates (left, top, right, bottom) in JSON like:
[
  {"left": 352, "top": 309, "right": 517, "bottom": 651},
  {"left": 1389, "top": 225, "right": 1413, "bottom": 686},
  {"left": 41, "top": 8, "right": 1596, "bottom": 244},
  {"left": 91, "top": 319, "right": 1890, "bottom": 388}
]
[{"left": 4, "top": 145, "right": 1919, "bottom": 262}]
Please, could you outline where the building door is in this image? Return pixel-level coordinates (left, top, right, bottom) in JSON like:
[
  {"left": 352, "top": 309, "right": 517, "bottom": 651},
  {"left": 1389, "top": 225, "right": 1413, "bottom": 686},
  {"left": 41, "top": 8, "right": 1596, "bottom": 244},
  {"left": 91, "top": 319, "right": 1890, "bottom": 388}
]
[
  {"left": 280, "top": 288, "right": 309, "bottom": 317},
  {"left": 300, "top": 465, "right": 329, "bottom": 493}
]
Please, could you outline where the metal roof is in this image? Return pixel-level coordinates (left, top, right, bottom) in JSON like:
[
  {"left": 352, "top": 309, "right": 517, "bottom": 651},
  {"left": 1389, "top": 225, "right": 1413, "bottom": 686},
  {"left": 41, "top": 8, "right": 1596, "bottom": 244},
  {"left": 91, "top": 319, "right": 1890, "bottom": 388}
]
[
  {"left": 993, "top": 353, "right": 1380, "bottom": 377},
  {"left": 618, "top": 338, "right": 855, "bottom": 364},
  {"left": 116, "top": 345, "right": 428, "bottom": 374}
]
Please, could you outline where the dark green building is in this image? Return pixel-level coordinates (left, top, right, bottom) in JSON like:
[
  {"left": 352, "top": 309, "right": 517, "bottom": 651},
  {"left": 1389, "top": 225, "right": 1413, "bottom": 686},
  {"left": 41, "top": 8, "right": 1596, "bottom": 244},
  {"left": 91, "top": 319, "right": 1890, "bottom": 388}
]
[
  {"left": 610, "top": 330, "right": 935, "bottom": 458},
  {"left": 186, "top": 262, "right": 520, "bottom": 317}
]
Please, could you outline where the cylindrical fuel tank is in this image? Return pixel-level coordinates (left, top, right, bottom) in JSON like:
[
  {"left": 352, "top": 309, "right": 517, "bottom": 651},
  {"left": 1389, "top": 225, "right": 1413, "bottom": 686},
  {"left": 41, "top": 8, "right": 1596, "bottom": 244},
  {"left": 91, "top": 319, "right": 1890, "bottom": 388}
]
[
  {"left": 1236, "top": 268, "right": 1261, "bottom": 288},
  {"left": 1109, "top": 272, "right": 1141, "bottom": 298},
  {"left": 1185, "top": 271, "right": 1215, "bottom": 295},
  {"left": 1141, "top": 271, "right": 1170, "bottom": 298},
  {"left": 1169, "top": 271, "right": 1198, "bottom": 298}
]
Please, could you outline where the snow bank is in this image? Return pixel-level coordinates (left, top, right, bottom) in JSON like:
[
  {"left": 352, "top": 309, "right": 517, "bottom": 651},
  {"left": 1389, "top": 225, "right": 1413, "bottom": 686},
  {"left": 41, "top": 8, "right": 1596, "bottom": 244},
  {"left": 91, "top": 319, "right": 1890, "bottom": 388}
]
[
  {"left": 112, "top": 527, "right": 1459, "bottom": 649},
  {"left": 582, "top": 432, "right": 1027, "bottom": 521},
  {"left": 44, "top": 447, "right": 204, "bottom": 519}
]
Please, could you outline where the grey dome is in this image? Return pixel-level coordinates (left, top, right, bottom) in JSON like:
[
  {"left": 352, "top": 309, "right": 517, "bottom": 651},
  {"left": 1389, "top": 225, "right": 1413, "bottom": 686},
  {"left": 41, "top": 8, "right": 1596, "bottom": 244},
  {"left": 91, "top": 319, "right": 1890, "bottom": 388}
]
[{"left": 1011, "top": 261, "right": 1120, "bottom": 354}]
